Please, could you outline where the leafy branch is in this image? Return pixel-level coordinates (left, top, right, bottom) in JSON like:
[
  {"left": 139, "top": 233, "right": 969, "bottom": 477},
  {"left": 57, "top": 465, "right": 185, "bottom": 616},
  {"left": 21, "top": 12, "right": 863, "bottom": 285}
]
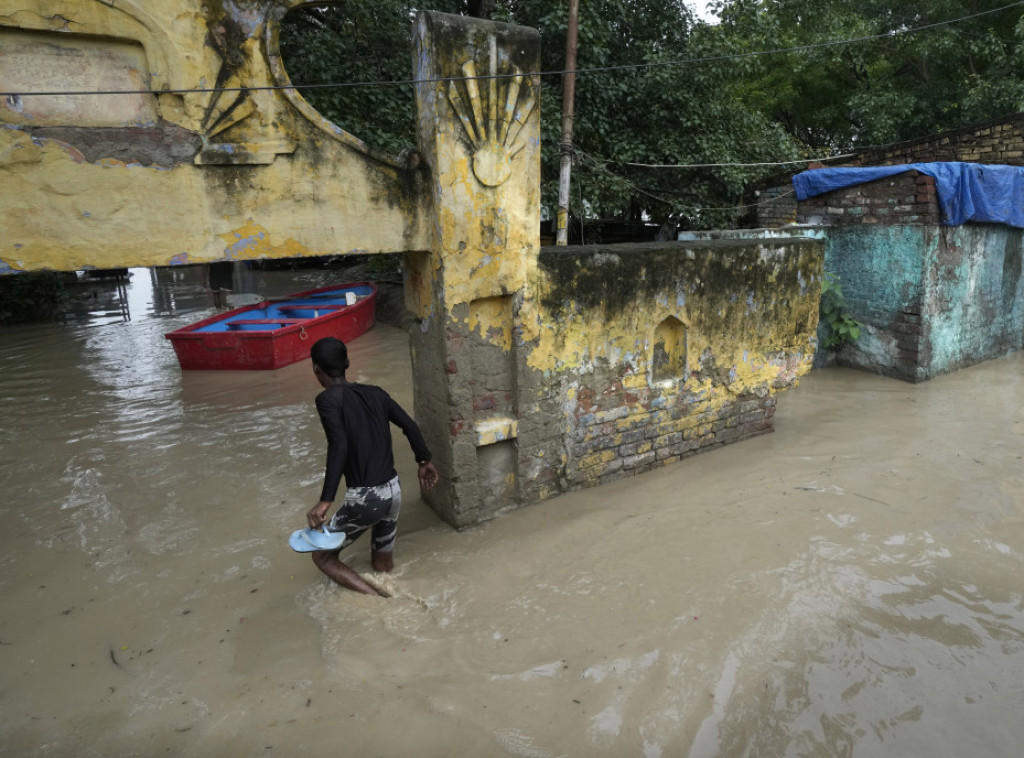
[{"left": 820, "top": 272, "right": 862, "bottom": 350}]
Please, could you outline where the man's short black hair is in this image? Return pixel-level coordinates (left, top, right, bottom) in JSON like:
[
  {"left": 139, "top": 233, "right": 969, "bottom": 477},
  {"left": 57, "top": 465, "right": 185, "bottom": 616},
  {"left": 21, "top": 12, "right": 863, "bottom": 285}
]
[{"left": 311, "top": 337, "right": 349, "bottom": 377}]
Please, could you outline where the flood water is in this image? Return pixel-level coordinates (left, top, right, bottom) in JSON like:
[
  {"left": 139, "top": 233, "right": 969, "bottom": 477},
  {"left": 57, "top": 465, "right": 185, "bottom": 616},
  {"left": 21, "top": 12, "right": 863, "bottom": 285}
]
[{"left": 1, "top": 267, "right": 1023, "bottom": 757}]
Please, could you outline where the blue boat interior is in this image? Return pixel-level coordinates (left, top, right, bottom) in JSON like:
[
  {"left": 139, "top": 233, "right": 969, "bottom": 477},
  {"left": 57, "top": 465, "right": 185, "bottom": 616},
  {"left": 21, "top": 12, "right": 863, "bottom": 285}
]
[{"left": 193, "top": 284, "right": 374, "bottom": 333}]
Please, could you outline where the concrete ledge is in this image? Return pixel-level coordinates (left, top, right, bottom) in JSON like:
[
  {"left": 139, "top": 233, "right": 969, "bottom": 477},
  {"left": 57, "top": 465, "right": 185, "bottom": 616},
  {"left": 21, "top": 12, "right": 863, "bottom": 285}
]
[{"left": 473, "top": 416, "right": 518, "bottom": 447}]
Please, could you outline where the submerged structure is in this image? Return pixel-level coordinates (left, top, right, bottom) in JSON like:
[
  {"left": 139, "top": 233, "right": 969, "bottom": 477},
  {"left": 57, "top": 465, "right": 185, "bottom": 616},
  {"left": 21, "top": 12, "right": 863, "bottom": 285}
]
[
  {"left": 0, "top": 2, "right": 823, "bottom": 525},
  {"left": 749, "top": 116, "right": 1024, "bottom": 383}
]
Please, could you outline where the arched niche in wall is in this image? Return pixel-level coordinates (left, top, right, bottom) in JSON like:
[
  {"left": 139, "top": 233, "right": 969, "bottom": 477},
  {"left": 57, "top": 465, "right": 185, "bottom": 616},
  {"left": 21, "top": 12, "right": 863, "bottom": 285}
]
[
  {"left": 651, "top": 315, "right": 687, "bottom": 383},
  {"left": 266, "top": 1, "right": 414, "bottom": 167}
]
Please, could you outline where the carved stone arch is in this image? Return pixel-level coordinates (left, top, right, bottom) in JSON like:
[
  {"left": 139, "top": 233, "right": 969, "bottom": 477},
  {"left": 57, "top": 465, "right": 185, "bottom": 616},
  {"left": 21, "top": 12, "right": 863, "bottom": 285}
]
[{"left": 263, "top": 0, "right": 403, "bottom": 168}]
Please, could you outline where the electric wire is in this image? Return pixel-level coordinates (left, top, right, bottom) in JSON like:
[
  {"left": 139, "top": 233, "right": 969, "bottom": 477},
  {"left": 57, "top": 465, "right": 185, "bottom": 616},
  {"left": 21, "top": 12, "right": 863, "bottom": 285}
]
[
  {"left": 575, "top": 148, "right": 798, "bottom": 215},
  {"left": 624, "top": 155, "right": 855, "bottom": 169},
  {"left": 1, "top": 1, "right": 1020, "bottom": 99}
]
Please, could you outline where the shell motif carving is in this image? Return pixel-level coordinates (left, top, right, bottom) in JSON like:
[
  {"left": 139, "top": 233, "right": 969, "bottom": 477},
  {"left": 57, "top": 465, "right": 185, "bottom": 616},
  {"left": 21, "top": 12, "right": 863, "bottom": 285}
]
[{"left": 446, "top": 36, "right": 536, "bottom": 188}]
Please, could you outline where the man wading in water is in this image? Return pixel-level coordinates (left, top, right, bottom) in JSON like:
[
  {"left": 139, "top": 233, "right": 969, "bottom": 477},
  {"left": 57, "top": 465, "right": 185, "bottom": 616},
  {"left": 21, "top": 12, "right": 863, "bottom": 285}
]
[{"left": 303, "top": 336, "right": 439, "bottom": 596}]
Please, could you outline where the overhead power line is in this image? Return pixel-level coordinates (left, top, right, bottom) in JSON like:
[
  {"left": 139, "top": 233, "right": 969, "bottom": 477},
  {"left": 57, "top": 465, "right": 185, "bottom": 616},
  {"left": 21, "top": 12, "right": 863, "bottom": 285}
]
[
  {"left": 1, "top": 1, "right": 1021, "bottom": 99},
  {"left": 574, "top": 148, "right": 793, "bottom": 214},
  {"left": 624, "top": 155, "right": 855, "bottom": 169}
]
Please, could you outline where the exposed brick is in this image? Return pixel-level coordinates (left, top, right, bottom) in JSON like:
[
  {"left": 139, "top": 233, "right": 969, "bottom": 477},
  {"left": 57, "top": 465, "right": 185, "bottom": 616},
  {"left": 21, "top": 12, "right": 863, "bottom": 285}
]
[
  {"left": 622, "top": 451, "right": 656, "bottom": 469},
  {"left": 654, "top": 431, "right": 683, "bottom": 448},
  {"left": 655, "top": 445, "right": 678, "bottom": 461},
  {"left": 598, "top": 468, "right": 630, "bottom": 487},
  {"left": 594, "top": 406, "right": 630, "bottom": 423},
  {"left": 739, "top": 410, "right": 765, "bottom": 425},
  {"left": 473, "top": 395, "right": 496, "bottom": 411},
  {"left": 715, "top": 426, "right": 747, "bottom": 444}
]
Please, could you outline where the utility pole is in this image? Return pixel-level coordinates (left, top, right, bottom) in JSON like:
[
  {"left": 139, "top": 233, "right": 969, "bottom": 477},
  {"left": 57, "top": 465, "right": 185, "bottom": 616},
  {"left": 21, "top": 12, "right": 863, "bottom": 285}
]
[{"left": 556, "top": 0, "right": 580, "bottom": 246}]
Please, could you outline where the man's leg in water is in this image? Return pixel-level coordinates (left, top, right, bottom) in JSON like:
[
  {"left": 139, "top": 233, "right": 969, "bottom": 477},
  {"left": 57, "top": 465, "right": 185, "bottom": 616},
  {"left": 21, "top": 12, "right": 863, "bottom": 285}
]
[
  {"left": 369, "top": 484, "right": 400, "bottom": 573},
  {"left": 317, "top": 477, "right": 401, "bottom": 589},
  {"left": 311, "top": 549, "right": 386, "bottom": 596},
  {"left": 371, "top": 550, "right": 394, "bottom": 572}
]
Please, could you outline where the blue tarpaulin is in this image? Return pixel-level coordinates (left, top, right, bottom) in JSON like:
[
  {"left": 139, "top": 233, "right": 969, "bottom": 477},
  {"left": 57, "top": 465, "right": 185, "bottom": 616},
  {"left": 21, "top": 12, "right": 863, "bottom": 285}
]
[{"left": 792, "top": 162, "right": 1024, "bottom": 228}]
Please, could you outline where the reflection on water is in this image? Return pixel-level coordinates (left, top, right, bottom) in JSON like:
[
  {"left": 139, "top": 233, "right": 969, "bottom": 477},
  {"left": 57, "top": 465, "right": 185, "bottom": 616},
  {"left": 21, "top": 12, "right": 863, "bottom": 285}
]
[
  {"left": 2, "top": 267, "right": 1024, "bottom": 757},
  {"left": 697, "top": 533, "right": 1024, "bottom": 758},
  {"left": 44, "top": 262, "right": 320, "bottom": 328}
]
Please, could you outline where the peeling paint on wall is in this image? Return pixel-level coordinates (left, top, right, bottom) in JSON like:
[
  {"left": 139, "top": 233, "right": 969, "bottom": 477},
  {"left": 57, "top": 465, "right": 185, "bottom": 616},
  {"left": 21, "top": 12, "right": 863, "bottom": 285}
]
[
  {"left": 218, "top": 220, "right": 310, "bottom": 260},
  {"left": 2, "top": 5, "right": 824, "bottom": 532},
  {"left": 507, "top": 239, "right": 822, "bottom": 495},
  {"left": 407, "top": 12, "right": 823, "bottom": 527},
  {"left": 0, "top": 0, "right": 432, "bottom": 272}
]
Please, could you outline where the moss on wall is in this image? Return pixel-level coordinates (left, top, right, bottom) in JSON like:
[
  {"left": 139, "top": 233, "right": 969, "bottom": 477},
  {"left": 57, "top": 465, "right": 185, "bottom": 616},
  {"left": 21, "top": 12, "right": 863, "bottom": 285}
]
[{"left": 511, "top": 237, "right": 824, "bottom": 494}]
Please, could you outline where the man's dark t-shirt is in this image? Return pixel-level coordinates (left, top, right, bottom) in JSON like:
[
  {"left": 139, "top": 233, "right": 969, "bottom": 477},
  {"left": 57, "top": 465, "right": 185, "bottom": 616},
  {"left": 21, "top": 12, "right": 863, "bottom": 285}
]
[{"left": 316, "top": 382, "right": 432, "bottom": 501}]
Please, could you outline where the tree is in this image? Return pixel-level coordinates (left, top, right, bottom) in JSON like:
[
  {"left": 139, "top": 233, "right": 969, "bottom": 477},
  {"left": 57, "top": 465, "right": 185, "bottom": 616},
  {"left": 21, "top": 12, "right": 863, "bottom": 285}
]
[
  {"left": 280, "top": 1, "right": 806, "bottom": 230},
  {"left": 279, "top": 1, "right": 497, "bottom": 155},
  {"left": 711, "top": 0, "right": 1024, "bottom": 150},
  {"left": 492, "top": 0, "right": 804, "bottom": 229}
]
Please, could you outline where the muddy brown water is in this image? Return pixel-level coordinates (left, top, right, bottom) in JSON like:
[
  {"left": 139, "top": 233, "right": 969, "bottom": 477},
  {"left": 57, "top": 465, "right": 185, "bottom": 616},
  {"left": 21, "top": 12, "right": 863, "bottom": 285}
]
[{"left": 1, "top": 267, "right": 1022, "bottom": 757}]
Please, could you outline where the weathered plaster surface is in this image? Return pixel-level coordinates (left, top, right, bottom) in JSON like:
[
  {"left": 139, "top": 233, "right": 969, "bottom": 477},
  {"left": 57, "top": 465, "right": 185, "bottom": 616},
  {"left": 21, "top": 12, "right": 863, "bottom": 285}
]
[
  {"left": 405, "top": 13, "right": 824, "bottom": 527},
  {"left": 823, "top": 225, "right": 932, "bottom": 380},
  {"left": 924, "top": 226, "right": 1024, "bottom": 374},
  {"left": 0, "top": 0, "right": 432, "bottom": 272},
  {"left": 789, "top": 172, "right": 1024, "bottom": 381},
  {"left": 514, "top": 240, "right": 823, "bottom": 497},
  {"left": 3, "top": 7, "right": 825, "bottom": 528},
  {"left": 810, "top": 212, "right": 1024, "bottom": 381},
  {"left": 409, "top": 12, "right": 541, "bottom": 525},
  {"left": 824, "top": 224, "right": 1024, "bottom": 382}
]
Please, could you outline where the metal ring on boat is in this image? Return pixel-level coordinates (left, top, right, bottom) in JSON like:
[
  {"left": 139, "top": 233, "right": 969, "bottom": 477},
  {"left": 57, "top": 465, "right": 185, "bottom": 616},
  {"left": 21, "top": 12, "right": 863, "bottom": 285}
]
[{"left": 299, "top": 326, "right": 308, "bottom": 341}]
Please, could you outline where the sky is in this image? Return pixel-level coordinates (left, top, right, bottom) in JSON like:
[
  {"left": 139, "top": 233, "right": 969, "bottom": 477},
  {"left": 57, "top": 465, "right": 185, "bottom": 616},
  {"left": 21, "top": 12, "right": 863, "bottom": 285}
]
[{"left": 689, "top": 2, "right": 720, "bottom": 24}]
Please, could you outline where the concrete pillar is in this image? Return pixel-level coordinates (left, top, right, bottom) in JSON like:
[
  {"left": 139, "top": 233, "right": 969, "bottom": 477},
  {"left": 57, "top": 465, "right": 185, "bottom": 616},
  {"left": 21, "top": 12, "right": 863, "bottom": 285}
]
[{"left": 408, "top": 12, "right": 541, "bottom": 527}]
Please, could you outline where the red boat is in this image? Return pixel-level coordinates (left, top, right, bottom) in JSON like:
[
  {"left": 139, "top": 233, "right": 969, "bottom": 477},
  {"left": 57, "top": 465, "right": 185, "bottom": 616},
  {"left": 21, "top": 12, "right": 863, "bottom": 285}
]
[{"left": 165, "top": 282, "right": 377, "bottom": 370}]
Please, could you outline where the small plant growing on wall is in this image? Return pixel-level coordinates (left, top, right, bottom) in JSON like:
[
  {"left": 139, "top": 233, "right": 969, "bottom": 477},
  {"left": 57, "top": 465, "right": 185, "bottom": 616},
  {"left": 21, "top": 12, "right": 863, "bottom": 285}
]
[{"left": 820, "top": 273, "right": 862, "bottom": 350}]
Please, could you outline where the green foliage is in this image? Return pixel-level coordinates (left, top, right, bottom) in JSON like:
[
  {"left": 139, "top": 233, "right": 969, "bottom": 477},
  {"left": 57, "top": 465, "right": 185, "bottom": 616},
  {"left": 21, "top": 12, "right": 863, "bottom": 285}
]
[
  {"left": 278, "top": 1, "right": 497, "bottom": 155},
  {"left": 279, "top": 4, "right": 422, "bottom": 155},
  {"left": 820, "top": 273, "right": 862, "bottom": 351},
  {"left": 0, "top": 272, "right": 72, "bottom": 325},
  {"left": 278, "top": 1, "right": 805, "bottom": 230},
  {"left": 712, "top": 0, "right": 1024, "bottom": 150},
  {"left": 278, "top": 0, "right": 1024, "bottom": 232}
]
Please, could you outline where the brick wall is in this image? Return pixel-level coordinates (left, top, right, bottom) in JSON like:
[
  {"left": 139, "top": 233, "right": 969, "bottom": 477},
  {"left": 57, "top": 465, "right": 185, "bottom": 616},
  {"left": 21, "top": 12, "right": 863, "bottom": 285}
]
[
  {"left": 749, "top": 113, "right": 1024, "bottom": 229},
  {"left": 516, "top": 239, "right": 824, "bottom": 495},
  {"left": 754, "top": 185, "right": 798, "bottom": 227},
  {"left": 796, "top": 170, "right": 941, "bottom": 227},
  {"left": 852, "top": 113, "right": 1024, "bottom": 167},
  {"left": 562, "top": 380, "right": 778, "bottom": 489},
  {"left": 823, "top": 226, "right": 931, "bottom": 381},
  {"left": 814, "top": 223, "right": 1024, "bottom": 382}
]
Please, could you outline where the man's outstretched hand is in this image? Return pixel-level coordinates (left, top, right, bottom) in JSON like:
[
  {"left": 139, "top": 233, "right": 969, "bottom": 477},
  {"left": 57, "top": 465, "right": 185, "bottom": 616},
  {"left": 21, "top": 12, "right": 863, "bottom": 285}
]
[{"left": 418, "top": 461, "right": 439, "bottom": 491}]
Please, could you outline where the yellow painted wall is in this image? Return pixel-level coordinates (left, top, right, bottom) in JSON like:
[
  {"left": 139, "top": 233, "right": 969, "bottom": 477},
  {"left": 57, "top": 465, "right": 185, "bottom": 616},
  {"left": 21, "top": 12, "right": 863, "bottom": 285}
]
[
  {"left": 0, "top": 0, "right": 432, "bottom": 273},
  {"left": 0, "top": 5, "right": 824, "bottom": 529},
  {"left": 515, "top": 239, "right": 824, "bottom": 500}
]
